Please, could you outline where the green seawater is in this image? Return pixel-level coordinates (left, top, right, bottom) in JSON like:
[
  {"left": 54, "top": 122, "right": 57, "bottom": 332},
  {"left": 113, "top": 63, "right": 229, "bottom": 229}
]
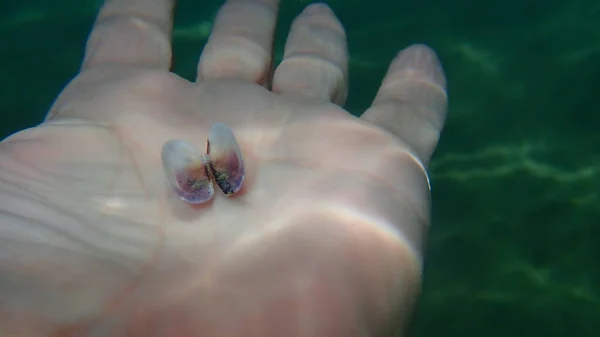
[{"left": 1, "top": 0, "right": 598, "bottom": 336}]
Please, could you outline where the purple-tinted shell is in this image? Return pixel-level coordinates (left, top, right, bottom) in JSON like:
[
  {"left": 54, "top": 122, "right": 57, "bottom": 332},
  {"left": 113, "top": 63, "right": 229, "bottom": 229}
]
[
  {"left": 161, "top": 139, "right": 214, "bottom": 204},
  {"left": 207, "top": 122, "right": 245, "bottom": 195}
]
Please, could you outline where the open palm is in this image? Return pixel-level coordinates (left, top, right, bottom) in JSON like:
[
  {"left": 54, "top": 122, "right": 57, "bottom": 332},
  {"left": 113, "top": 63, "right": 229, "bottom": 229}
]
[{"left": 0, "top": 1, "right": 447, "bottom": 336}]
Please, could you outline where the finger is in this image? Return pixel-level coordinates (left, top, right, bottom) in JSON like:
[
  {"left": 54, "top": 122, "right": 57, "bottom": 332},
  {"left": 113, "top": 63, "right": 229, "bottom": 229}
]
[
  {"left": 81, "top": 0, "right": 175, "bottom": 70},
  {"left": 197, "top": 0, "right": 279, "bottom": 84},
  {"left": 361, "top": 44, "right": 447, "bottom": 166},
  {"left": 272, "top": 3, "right": 348, "bottom": 105}
]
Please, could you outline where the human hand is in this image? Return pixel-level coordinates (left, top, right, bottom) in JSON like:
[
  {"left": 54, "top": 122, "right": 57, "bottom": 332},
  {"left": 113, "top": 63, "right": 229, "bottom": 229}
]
[{"left": 0, "top": 0, "right": 447, "bottom": 336}]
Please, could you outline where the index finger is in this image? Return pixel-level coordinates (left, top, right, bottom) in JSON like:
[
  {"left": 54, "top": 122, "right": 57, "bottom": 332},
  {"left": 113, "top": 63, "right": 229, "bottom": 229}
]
[{"left": 361, "top": 45, "right": 448, "bottom": 166}]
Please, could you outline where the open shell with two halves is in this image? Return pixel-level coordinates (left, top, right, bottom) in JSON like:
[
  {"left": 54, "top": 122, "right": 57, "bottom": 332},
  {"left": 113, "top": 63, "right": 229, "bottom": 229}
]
[{"left": 161, "top": 123, "right": 245, "bottom": 204}]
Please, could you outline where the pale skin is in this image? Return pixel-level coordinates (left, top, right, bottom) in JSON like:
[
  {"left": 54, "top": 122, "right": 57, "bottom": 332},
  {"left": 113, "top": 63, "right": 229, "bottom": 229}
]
[{"left": 0, "top": 0, "right": 448, "bottom": 336}]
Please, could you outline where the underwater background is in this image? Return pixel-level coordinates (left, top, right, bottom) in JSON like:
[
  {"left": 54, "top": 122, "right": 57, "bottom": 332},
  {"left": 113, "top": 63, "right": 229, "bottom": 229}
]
[{"left": 1, "top": 0, "right": 598, "bottom": 335}]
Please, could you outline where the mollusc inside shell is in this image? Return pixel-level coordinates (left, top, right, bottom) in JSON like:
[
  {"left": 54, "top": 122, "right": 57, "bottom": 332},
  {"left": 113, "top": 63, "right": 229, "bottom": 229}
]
[{"left": 207, "top": 122, "right": 245, "bottom": 195}]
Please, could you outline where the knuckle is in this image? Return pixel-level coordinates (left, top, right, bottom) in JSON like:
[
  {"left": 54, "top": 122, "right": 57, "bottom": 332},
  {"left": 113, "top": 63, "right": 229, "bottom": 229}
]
[
  {"left": 85, "top": 15, "right": 171, "bottom": 68},
  {"left": 200, "top": 37, "right": 269, "bottom": 82}
]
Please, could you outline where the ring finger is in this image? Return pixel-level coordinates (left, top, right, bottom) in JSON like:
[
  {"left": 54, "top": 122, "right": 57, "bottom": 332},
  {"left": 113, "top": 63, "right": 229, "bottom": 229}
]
[{"left": 82, "top": 0, "right": 175, "bottom": 70}]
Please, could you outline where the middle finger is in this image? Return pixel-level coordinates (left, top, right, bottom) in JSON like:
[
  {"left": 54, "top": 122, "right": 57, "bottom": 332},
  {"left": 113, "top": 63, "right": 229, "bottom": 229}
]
[{"left": 197, "top": 0, "right": 280, "bottom": 84}]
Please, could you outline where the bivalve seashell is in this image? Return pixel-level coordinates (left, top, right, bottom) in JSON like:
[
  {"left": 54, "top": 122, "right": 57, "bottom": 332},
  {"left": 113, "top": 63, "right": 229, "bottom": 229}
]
[
  {"left": 161, "top": 139, "right": 214, "bottom": 204},
  {"left": 161, "top": 122, "right": 245, "bottom": 204},
  {"left": 207, "top": 122, "right": 245, "bottom": 195}
]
